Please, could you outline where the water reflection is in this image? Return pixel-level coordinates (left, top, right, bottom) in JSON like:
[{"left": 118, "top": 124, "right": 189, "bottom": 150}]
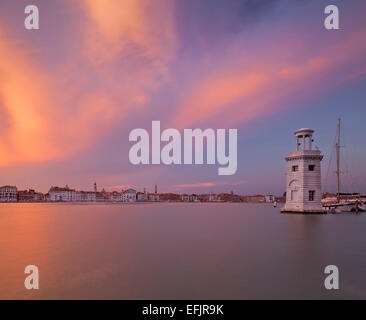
[{"left": 0, "top": 203, "right": 365, "bottom": 299}]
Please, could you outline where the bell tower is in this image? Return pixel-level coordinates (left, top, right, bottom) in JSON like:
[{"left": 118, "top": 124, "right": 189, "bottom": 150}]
[{"left": 281, "top": 128, "right": 325, "bottom": 213}]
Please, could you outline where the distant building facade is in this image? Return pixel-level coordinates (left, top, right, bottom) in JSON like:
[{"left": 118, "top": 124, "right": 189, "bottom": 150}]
[
  {"left": 110, "top": 191, "right": 123, "bottom": 202},
  {"left": 49, "top": 186, "right": 76, "bottom": 201},
  {"left": 189, "top": 194, "right": 198, "bottom": 202},
  {"left": 18, "top": 189, "right": 44, "bottom": 202},
  {"left": 96, "top": 189, "right": 108, "bottom": 202},
  {"left": 148, "top": 193, "right": 159, "bottom": 201},
  {"left": 80, "top": 191, "right": 96, "bottom": 202},
  {"left": 158, "top": 193, "right": 181, "bottom": 201},
  {"left": 0, "top": 186, "right": 18, "bottom": 202},
  {"left": 124, "top": 189, "right": 136, "bottom": 202},
  {"left": 242, "top": 195, "right": 265, "bottom": 202},
  {"left": 148, "top": 185, "right": 159, "bottom": 201},
  {"left": 265, "top": 195, "right": 275, "bottom": 203},
  {"left": 137, "top": 190, "right": 148, "bottom": 201},
  {"left": 181, "top": 194, "right": 189, "bottom": 202}
]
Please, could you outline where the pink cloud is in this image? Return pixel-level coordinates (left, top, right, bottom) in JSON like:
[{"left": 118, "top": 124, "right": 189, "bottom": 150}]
[
  {"left": 0, "top": 0, "right": 178, "bottom": 167},
  {"left": 172, "top": 16, "right": 366, "bottom": 129},
  {"left": 105, "top": 184, "right": 134, "bottom": 191}
]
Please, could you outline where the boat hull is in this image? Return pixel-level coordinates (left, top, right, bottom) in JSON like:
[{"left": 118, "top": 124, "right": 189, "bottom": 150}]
[{"left": 323, "top": 202, "right": 365, "bottom": 213}]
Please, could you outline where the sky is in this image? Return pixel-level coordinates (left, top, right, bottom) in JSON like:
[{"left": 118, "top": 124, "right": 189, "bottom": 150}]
[{"left": 0, "top": 0, "right": 365, "bottom": 195}]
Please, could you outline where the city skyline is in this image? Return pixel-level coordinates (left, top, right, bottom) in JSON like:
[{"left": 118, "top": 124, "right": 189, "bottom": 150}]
[
  {"left": 0, "top": 0, "right": 366, "bottom": 195},
  {"left": 0, "top": 183, "right": 285, "bottom": 203}
]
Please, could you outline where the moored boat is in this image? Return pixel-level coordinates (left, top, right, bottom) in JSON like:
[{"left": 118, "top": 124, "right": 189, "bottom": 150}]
[{"left": 322, "top": 119, "right": 364, "bottom": 213}]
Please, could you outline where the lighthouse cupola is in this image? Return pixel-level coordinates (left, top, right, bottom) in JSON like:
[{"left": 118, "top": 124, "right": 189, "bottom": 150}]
[{"left": 295, "top": 128, "right": 314, "bottom": 151}]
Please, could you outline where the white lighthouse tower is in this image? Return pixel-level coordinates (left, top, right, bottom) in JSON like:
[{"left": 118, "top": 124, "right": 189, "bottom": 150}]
[{"left": 281, "top": 128, "right": 325, "bottom": 213}]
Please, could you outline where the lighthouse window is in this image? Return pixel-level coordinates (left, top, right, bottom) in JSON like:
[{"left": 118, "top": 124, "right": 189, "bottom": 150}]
[
  {"left": 308, "top": 165, "right": 315, "bottom": 171},
  {"left": 309, "top": 190, "right": 315, "bottom": 201},
  {"left": 292, "top": 165, "right": 299, "bottom": 172}
]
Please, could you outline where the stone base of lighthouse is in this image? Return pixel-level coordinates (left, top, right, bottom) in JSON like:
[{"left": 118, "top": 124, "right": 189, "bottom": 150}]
[{"left": 280, "top": 207, "right": 326, "bottom": 214}]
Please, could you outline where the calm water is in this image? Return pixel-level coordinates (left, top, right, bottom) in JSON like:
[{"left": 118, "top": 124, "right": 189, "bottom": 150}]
[{"left": 0, "top": 202, "right": 365, "bottom": 299}]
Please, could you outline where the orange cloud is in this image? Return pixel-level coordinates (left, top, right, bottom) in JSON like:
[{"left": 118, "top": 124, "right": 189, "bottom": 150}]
[
  {"left": 0, "top": 0, "right": 178, "bottom": 167},
  {"left": 173, "top": 72, "right": 270, "bottom": 128},
  {"left": 0, "top": 29, "right": 125, "bottom": 166},
  {"left": 105, "top": 184, "right": 134, "bottom": 191},
  {"left": 1, "top": 1, "right": 365, "bottom": 171},
  {"left": 79, "top": 0, "right": 177, "bottom": 78},
  {"left": 173, "top": 28, "right": 366, "bottom": 129},
  {"left": 0, "top": 31, "right": 59, "bottom": 165},
  {"left": 0, "top": 34, "right": 117, "bottom": 165}
]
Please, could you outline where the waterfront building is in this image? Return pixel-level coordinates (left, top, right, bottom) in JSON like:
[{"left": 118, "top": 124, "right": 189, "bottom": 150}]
[
  {"left": 148, "top": 193, "right": 159, "bottom": 201},
  {"left": 18, "top": 189, "right": 44, "bottom": 202},
  {"left": 231, "top": 194, "right": 241, "bottom": 202},
  {"left": 137, "top": 189, "right": 148, "bottom": 201},
  {"left": 281, "top": 128, "right": 324, "bottom": 213},
  {"left": 0, "top": 186, "right": 18, "bottom": 202},
  {"left": 196, "top": 194, "right": 207, "bottom": 202},
  {"left": 189, "top": 194, "right": 198, "bottom": 202},
  {"left": 148, "top": 184, "right": 159, "bottom": 201},
  {"left": 110, "top": 191, "right": 123, "bottom": 201},
  {"left": 74, "top": 191, "right": 82, "bottom": 201},
  {"left": 275, "top": 195, "right": 286, "bottom": 203},
  {"left": 96, "top": 188, "right": 108, "bottom": 201},
  {"left": 49, "top": 186, "right": 76, "bottom": 201},
  {"left": 240, "top": 194, "right": 264, "bottom": 202},
  {"left": 80, "top": 191, "right": 96, "bottom": 202},
  {"left": 218, "top": 193, "right": 228, "bottom": 201},
  {"left": 149, "top": 194, "right": 159, "bottom": 201},
  {"left": 265, "top": 195, "right": 275, "bottom": 203},
  {"left": 158, "top": 193, "right": 181, "bottom": 201},
  {"left": 124, "top": 188, "right": 137, "bottom": 202}
]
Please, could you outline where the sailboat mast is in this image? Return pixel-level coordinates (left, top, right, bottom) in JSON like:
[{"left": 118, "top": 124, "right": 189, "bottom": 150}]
[{"left": 336, "top": 118, "right": 341, "bottom": 203}]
